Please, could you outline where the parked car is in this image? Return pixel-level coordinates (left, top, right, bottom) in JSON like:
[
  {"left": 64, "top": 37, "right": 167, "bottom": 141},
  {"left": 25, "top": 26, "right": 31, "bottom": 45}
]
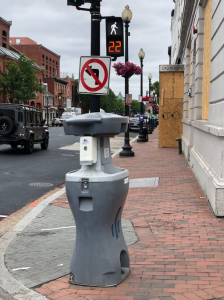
[
  {"left": 0, "top": 104, "right": 49, "bottom": 154},
  {"left": 59, "top": 114, "right": 74, "bottom": 126},
  {"left": 52, "top": 118, "right": 60, "bottom": 127},
  {"left": 129, "top": 119, "right": 140, "bottom": 132}
]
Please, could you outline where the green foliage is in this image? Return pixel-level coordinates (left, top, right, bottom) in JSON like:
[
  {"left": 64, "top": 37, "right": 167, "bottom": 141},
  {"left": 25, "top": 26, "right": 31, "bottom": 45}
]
[
  {"left": 152, "top": 81, "right": 159, "bottom": 98},
  {"left": 0, "top": 54, "right": 43, "bottom": 104},
  {"left": 75, "top": 81, "right": 90, "bottom": 113},
  {"left": 75, "top": 80, "right": 125, "bottom": 114},
  {"left": 131, "top": 100, "right": 141, "bottom": 114}
]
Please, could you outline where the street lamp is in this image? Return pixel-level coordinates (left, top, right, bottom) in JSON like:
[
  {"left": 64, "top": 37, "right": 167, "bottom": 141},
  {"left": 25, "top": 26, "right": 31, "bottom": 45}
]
[
  {"left": 137, "top": 48, "right": 147, "bottom": 143},
  {"left": 46, "top": 93, "right": 49, "bottom": 126},
  {"left": 120, "top": 5, "right": 134, "bottom": 157},
  {"left": 147, "top": 73, "right": 153, "bottom": 134}
]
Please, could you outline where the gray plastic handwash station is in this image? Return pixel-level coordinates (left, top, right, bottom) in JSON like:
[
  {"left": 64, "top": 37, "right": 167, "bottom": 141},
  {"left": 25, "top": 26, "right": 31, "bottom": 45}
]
[{"left": 64, "top": 113, "right": 131, "bottom": 287}]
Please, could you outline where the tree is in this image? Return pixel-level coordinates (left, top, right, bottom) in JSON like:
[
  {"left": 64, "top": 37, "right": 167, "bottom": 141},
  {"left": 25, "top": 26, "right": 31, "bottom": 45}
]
[
  {"left": 0, "top": 54, "right": 43, "bottom": 104},
  {"left": 131, "top": 100, "right": 141, "bottom": 114},
  {"left": 75, "top": 81, "right": 90, "bottom": 113},
  {"left": 152, "top": 81, "right": 159, "bottom": 98}
]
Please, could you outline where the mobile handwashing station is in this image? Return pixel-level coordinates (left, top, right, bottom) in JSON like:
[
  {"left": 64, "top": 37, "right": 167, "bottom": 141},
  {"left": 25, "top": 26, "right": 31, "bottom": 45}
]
[{"left": 63, "top": 112, "right": 131, "bottom": 287}]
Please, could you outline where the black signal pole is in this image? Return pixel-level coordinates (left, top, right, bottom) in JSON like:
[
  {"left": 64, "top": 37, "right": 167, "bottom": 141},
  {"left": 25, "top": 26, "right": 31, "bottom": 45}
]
[{"left": 90, "top": 0, "right": 101, "bottom": 113}]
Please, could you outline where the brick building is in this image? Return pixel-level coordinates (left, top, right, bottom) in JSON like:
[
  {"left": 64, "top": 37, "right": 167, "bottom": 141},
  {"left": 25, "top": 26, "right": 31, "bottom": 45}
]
[
  {"left": 10, "top": 37, "right": 61, "bottom": 80},
  {"left": 0, "top": 17, "right": 43, "bottom": 106},
  {"left": 42, "top": 78, "right": 68, "bottom": 117},
  {"left": 61, "top": 78, "right": 78, "bottom": 108},
  {"left": 0, "top": 17, "right": 11, "bottom": 49}
]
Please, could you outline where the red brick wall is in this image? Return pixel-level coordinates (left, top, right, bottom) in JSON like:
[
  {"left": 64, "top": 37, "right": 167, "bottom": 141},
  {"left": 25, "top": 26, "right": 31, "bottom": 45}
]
[
  {"left": 0, "top": 19, "right": 10, "bottom": 49},
  {"left": 10, "top": 37, "right": 37, "bottom": 45},
  {"left": 43, "top": 78, "right": 68, "bottom": 107},
  {"left": 62, "top": 78, "right": 77, "bottom": 108},
  {"left": 12, "top": 44, "right": 60, "bottom": 79}
]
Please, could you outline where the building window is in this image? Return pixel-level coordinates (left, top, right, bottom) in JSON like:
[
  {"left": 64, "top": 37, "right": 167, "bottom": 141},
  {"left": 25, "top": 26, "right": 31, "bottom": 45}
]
[
  {"left": 16, "top": 38, "right": 20, "bottom": 45},
  {"left": 56, "top": 62, "right": 58, "bottom": 68},
  {"left": 46, "top": 56, "right": 48, "bottom": 64},
  {"left": 2, "top": 43, "right": 6, "bottom": 48},
  {"left": 42, "top": 55, "right": 44, "bottom": 62},
  {"left": 53, "top": 60, "right": 55, "bottom": 67},
  {"left": 2, "top": 31, "right": 7, "bottom": 41}
]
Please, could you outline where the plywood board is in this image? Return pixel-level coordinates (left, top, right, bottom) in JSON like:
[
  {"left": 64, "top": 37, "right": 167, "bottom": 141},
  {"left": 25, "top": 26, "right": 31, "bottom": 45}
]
[{"left": 159, "top": 70, "right": 184, "bottom": 148}]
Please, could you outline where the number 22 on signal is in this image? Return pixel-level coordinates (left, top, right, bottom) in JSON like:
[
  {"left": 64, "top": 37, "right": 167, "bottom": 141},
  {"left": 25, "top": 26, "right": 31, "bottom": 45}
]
[{"left": 109, "top": 41, "right": 121, "bottom": 53}]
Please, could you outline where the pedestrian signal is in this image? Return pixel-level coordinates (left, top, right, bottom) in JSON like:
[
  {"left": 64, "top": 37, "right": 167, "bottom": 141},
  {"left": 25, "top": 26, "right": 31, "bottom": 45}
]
[
  {"left": 106, "top": 17, "right": 124, "bottom": 58},
  {"left": 67, "top": 0, "right": 85, "bottom": 6}
]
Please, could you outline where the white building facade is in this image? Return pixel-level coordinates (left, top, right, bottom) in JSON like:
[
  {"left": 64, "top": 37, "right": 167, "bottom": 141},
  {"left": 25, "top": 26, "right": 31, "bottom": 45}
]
[{"left": 171, "top": 0, "right": 224, "bottom": 216}]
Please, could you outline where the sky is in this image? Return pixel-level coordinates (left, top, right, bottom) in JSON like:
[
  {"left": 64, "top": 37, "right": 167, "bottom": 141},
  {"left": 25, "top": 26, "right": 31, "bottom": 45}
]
[{"left": 2, "top": 0, "right": 174, "bottom": 100}]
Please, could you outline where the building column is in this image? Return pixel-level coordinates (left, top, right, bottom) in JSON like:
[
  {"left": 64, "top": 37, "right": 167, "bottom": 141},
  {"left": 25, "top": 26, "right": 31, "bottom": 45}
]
[
  {"left": 194, "top": 5, "right": 204, "bottom": 120},
  {"left": 183, "top": 48, "right": 190, "bottom": 119}
]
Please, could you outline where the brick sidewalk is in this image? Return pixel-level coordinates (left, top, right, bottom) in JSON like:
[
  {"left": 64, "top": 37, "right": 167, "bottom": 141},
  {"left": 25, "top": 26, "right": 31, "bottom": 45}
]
[{"left": 35, "top": 128, "right": 224, "bottom": 300}]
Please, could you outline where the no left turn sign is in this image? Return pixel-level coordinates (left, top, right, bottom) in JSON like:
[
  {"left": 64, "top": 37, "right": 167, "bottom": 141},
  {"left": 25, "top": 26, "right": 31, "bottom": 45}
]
[{"left": 78, "top": 56, "right": 111, "bottom": 95}]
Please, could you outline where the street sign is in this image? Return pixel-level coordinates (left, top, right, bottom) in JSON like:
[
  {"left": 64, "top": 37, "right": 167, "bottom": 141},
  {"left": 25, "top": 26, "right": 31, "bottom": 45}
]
[
  {"left": 67, "top": 0, "right": 85, "bottom": 6},
  {"left": 106, "top": 17, "right": 124, "bottom": 58},
  {"left": 138, "top": 96, "right": 142, "bottom": 102},
  {"left": 125, "top": 94, "right": 132, "bottom": 106},
  {"left": 139, "top": 114, "right": 144, "bottom": 122},
  {"left": 78, "top": 56, "right": 111, "bottom": 95},
  {"left": 148, "top": 96, "right": 154, "bottom": 103},
  {"left": 142, "top": 97, "right": 149, "bottom": 102}
]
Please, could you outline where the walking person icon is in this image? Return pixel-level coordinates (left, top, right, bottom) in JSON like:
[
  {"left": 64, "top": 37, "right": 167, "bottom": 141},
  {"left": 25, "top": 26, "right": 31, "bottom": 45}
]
[{"left": 110, "top": 22, "right": 118, "bottom": 35}]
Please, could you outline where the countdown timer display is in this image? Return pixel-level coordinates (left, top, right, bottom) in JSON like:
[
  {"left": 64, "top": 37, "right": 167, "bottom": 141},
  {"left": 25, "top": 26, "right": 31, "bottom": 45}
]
[{"left": 106, "top": 17, "right": 124, "bottom": 58}]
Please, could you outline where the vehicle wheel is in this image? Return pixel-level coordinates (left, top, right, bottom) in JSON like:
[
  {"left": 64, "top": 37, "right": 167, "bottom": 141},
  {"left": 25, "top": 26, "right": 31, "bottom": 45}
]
[
  {"left": 52, "top": 124, "right": 54, "bottom": 127},
  {"left": 10, "top": 142, "right": 18, "bottom": 149},
  {"left": 0, "top": 116, "right": 15, "bottom": 136},
  {"left": 41, "top": 134, "right": 49, "bottom": 150},
  {"left": 24, "top": 136, "right": 34, "bottom": 154},
  {"left": 59, "top": 124, "right": 62, "bottom": 127}
]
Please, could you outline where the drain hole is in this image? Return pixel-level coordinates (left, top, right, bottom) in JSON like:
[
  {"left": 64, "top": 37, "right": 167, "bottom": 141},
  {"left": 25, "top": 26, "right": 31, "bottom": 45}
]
[
  {"left": 117, "top": 220, "right": 120, "bottom": 232},
  {"left": 112, "top": 225, "right": 114, "bottom": 237}
]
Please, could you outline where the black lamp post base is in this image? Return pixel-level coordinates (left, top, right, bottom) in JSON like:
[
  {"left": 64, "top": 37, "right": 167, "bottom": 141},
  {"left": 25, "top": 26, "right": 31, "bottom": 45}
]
[
  {"left": 137, "top": 137, "right": 147, "bottom": 143},
  {"left": 137, "top": 131, "right": 147, "bottom": 143},
  {"left": 120, "top": 141, "right": 135, "bottom": 157},
  {"left": 119, "top": 149, "right": 135, "bottom": 157}
]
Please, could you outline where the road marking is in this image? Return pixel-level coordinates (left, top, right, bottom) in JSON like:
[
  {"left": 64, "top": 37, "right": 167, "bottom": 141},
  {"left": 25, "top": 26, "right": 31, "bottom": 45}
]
[
  {"left": 41, "top": 226, "right": 76, "bottom": 231},
  {"left": 12, "top": 267, "right": 31, "bottom": 271},
  {"left": 0, "top": 215, "right": 7, "bottom": 218},
  {"left": 62, "top": 154, "right": 75, "bottom": 157}
]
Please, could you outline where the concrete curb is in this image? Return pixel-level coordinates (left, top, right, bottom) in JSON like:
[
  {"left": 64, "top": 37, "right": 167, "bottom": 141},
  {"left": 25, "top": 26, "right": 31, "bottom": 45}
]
[
  {"left": 0, "top": 134, "right": 138, "bottom": 300},
  {"left": 0, "top": 188, "right": 65, "bottom": 300},
  {"left": 112, "top": 135, "right": 138, "bottom": 158}
]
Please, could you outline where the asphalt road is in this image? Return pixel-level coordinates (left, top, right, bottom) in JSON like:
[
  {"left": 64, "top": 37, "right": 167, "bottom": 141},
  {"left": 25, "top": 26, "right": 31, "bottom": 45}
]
[
  {"left": 0, "top": 126, "right": 80, "bottom": 220},
  {"left": 0, "top": 126, "right": 138, "bottom": 221}
]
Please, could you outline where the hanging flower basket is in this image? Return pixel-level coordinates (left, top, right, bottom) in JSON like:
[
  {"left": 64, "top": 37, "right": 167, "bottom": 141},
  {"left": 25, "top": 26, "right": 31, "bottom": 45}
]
[
  {"left": 113, "top": 62, "right": 142, "bottom": 78},
  {"left": 44, "top": 105, "right": 51, "bottom": 109},
  {"left": 58, "top": 105, "right": 64, "bottom": 110}
]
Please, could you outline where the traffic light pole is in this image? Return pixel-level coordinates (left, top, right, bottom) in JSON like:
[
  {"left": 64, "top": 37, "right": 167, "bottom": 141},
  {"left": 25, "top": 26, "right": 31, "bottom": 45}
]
[{"left": 90, "top": 0, "right": 101, "bottom": 113}]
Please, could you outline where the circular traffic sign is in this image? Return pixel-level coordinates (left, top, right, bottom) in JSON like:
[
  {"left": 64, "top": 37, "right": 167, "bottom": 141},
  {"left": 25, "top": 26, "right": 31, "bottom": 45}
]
[{"left": 80, "top": 58, "right": 108, "bottom": 92}]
